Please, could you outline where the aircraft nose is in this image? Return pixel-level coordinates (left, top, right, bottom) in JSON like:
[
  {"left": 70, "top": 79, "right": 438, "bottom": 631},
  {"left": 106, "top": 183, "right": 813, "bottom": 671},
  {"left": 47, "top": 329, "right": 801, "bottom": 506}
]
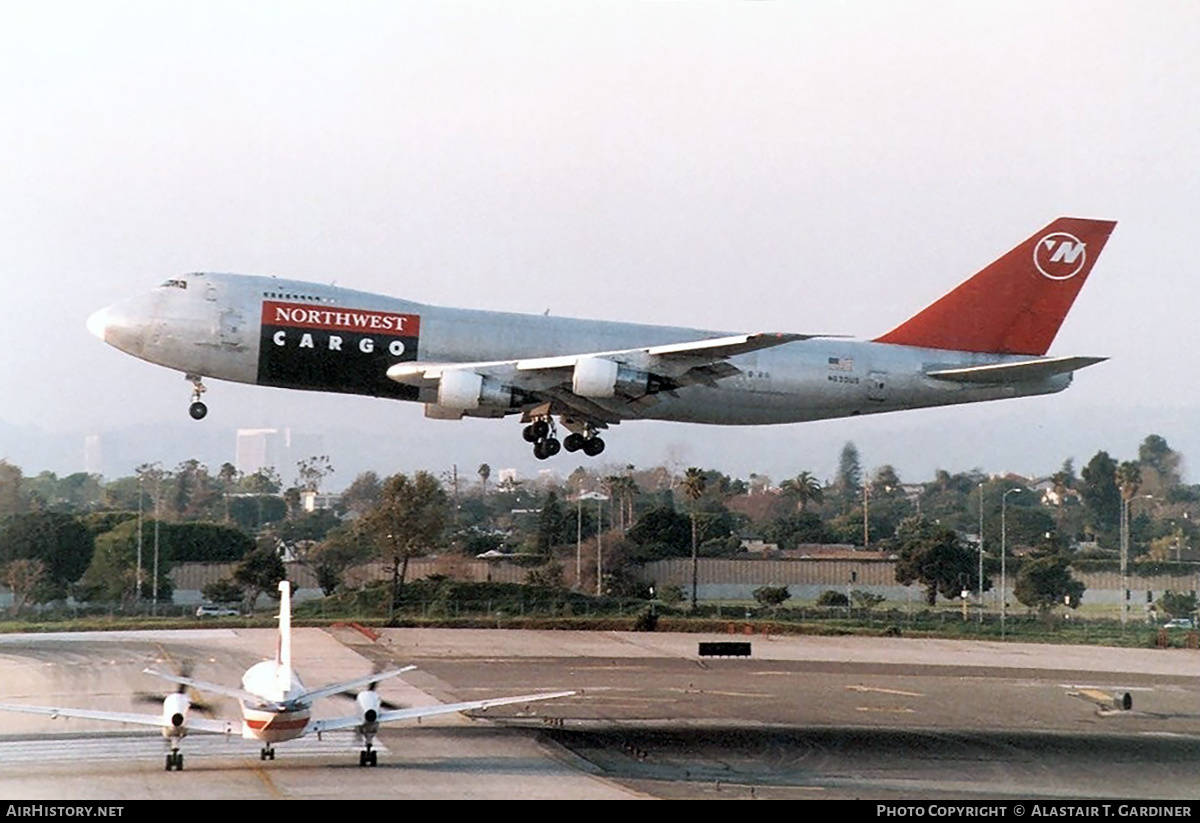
[
  {"left": 86, "top": 298, "right": 151, "bottom": 356},
  {"left": 86, "top": 306, "right": 111, "bottom": 341}
]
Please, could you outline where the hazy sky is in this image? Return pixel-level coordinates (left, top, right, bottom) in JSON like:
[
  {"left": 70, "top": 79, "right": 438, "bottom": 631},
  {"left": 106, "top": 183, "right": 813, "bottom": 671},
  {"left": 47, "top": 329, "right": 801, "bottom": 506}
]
[{"left": 2, "top": 1, "right": 1198, "bottom": 487}]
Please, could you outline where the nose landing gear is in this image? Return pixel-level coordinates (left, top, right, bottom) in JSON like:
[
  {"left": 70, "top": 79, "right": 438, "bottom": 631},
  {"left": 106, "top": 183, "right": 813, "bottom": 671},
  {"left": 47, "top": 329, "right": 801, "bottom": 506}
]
[{"left": 186, "top": 374, "right": 208, "bottom": 420}]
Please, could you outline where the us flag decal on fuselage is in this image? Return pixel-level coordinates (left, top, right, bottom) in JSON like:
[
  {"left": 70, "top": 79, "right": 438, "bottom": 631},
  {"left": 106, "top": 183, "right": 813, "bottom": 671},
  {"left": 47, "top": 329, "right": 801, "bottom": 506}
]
[{"left": 257, "top": 301, "right": 421, "bottom": 400}]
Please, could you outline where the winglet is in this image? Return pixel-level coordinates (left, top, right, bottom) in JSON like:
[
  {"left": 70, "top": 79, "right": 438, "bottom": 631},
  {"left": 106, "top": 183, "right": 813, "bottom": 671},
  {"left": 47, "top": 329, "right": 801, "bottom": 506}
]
[{"left": 874, "top": 218, "right": 1116, "bottom": 355}]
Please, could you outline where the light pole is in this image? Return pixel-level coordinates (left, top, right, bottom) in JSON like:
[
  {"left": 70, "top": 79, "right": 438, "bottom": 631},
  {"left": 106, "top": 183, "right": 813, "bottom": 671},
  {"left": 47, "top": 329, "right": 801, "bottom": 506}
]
[
  {"left": 136, "top": 473, "right": 144, "bottom": 604},
  {"left": 1120, "top": 494, "right": 1129, "bottom": 627},
  {"left": 1001, "top": 488, "right": 1021, "bottom": 638},
  {"left": 1121, "top": 493, "right": 1153, "bottom": 627},
  {"left": 577, "top": 491, "right": 608, "bottom": 596},
  {"left": 978, "top": 482, "right": 984, "bottom": 625},
  {"left": 862, "top": 482, "right": 870, "bottom": 549}
]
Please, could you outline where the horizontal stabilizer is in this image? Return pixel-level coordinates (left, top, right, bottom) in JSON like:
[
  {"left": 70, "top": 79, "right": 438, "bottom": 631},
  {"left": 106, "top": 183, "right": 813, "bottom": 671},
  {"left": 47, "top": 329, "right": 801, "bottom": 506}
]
[
  {"left": 926, "top": 356, "right": 1106, "bottom": 384},
  {"left": 296, "top": 667, "right": 416, "bottom": 705}
]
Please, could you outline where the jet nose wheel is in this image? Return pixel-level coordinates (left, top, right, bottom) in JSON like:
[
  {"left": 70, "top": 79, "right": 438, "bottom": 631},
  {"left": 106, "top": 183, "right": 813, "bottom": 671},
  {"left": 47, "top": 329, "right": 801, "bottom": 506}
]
[{"left": 186, "top": 374, "right": 208, "bottom": 420}]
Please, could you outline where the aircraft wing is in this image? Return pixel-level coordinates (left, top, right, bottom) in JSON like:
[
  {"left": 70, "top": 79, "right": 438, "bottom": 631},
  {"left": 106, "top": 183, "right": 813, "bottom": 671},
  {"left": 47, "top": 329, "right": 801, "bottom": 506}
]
[
  {"left": 0, "top": 702, "right": 239, "bottom": 735},
  {"left": 306, "top": 690, "right": 576, "bottom": 735},
  {"left": 295, "top": 666, "right": 416, "bottom": 705},
  {"left": 387, "top": 332, "right": 808, "bottom": 422},
  {"left": 926, "top": 355, "right": 1107, "bottom": 384}
]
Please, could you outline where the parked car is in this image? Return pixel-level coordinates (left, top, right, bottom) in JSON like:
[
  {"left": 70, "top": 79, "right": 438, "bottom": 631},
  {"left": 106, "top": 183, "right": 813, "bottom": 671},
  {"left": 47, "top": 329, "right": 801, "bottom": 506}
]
[
  {"left": 1162, "top": 618, "right": 1195, "bottom": 630},
  {"left": 196, "top": 604, "right": 240, "bottom": 618}
]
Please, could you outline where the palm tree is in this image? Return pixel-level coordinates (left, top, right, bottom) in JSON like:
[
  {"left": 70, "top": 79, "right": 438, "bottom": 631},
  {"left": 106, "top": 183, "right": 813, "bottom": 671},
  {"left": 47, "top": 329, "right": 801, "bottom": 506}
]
[
  {"left": 682, "top": 468, "right": 707, "bottom": 609},
  {"left": 1117, "top": 461, "right": 1142, "bottom": 502},
  {"left": 780, "top": 471, "right": 823, "bottom": 512}
]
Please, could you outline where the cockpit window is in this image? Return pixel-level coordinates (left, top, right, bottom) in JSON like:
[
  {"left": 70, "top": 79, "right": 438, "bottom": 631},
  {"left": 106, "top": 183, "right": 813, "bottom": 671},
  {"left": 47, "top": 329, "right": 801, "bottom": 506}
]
[{"left": 160, "top": 278, "right": 188, "bottom": 289}]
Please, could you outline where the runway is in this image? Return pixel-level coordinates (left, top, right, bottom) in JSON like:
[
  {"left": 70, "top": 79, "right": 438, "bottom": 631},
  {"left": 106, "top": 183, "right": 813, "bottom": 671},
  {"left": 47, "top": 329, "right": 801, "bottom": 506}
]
[{"left": 0, "top": 628, "right": 1196, "bottom": 800}]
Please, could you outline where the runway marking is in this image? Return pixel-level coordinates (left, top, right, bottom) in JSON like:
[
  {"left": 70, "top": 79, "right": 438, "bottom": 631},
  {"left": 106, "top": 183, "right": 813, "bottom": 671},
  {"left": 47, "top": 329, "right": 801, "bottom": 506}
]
[
  {"left": 253, "top": 764, "right": 285, "bottom": 798},
  {"left": 1073, "top": 688, "right": 1119, "bottom": 704},
  {"left": 855, "top": 706, "right": 915, "bottom": 713},
  {"left": 846, "top": 685, "right": 923, "bottom": 697}
]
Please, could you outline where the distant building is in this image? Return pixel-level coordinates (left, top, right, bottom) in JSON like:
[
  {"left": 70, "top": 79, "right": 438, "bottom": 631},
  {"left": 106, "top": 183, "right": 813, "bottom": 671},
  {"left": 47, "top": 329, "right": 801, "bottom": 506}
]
[
  {"left": 235, "top": 428, "right": 279, "bottom": 475},
  {"left": 300, "top": 490, "right": 341, "bottom": 513},
  {"left": 235, "top": 428, "right": 325, "bottom": 480},
  {"left": 83, "top": 434, "right": 104, "bottom": 475}
]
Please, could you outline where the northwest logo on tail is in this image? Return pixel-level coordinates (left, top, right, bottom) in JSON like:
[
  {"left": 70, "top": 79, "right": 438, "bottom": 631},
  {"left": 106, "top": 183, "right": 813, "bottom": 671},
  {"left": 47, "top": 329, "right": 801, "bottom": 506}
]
[{"left": 1035, "top": 232, "right": 1086, "bottom": 280}]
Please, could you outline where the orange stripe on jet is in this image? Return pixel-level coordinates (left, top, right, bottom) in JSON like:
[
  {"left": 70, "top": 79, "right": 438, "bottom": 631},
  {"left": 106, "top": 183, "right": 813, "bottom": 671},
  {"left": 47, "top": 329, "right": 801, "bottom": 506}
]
[{"left": 245, "top": 717, "right": 310, "bottom": 731}]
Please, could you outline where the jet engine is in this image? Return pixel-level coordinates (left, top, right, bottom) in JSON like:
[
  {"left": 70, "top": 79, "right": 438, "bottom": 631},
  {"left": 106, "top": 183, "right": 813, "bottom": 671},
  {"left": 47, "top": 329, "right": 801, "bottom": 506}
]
[
  {"left": 572, "top": 356, "right": 650, "bottom": 399},
  {"left": 437, "top": 369, "right": 514, "bottom": 410}
]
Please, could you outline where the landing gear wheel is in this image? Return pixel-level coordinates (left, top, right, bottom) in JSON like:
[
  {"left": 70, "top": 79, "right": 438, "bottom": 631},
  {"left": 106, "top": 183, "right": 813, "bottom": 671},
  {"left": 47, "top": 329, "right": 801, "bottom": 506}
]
[
  {"left": 531, "top": 420, "right": 550, "bottom": 440},
  {"left": 563, "top": 433, "right": 585, "bottom": 452},
  {"left": 533, "top": 440, "right": 550, "bottom": 460},
  {"left": 165, "top": 751, "right": 183, "bottom": 771},
  {"left": 544, "top": 437, "right": 561, "bottom": 457},
  {"left": 359, "top": 749, "right": 378, "bottom": 767},
  {"left": 522, "top": 425, "right": 538, "bottom": 443},
  {"left": 260, "top": 746, "right": 275, "bottom": 761},
  {"left": 583, "top": 437, "right": 606, "bottom": 457},
  {"left": 186, "top": 374, "right": 208, "bottom": 420}
]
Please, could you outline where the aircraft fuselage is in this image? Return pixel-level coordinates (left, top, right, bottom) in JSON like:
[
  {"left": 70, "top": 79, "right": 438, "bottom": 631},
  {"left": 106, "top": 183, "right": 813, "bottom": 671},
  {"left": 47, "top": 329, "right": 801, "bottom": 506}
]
[{"left": 89, "top": 271, "right": 1066, "bottom": 427}]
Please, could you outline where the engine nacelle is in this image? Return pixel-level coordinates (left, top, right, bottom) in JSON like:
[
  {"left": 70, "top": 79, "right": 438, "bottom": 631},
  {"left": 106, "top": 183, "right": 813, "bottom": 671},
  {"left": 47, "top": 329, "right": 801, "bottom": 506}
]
[
  {"left": 437, "top": 369, "right": 514, "bottom": 410},
  {"left": 572, "top": 357, "right": 650, "bottom": 398},
  {"left": 357, "top": 690, "right": 382, "bottom": 728},
  {"left": 162, "top": 692, "right": 189, "bottom": 736}
]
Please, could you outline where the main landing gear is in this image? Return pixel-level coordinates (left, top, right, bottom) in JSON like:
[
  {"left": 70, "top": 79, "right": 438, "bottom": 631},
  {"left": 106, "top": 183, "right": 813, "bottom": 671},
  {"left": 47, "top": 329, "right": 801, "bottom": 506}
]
[
  {"left": 165, "top": 749, "right": 184, "bottom": 771},
  {"left": 523, "top": 418, "right": 560, "bottom": 460},
  {"left": 522, "top": 417, "right": 605, "bottom": 460},
  {"left": 260, "top": 744, "right": 276, "bottom": 761},
  {"left": 186, "top": 374, "right": 208, "bottom": 420},
  {"left": 564, "top": 430, "right": 605, "bottom": 457}
]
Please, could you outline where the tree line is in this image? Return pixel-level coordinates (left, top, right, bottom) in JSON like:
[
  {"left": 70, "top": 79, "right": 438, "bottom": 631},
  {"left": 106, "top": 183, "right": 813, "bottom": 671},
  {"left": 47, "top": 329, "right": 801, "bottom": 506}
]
[{"left": 0, "top": 433, "right": 1197, "bottom": 618}]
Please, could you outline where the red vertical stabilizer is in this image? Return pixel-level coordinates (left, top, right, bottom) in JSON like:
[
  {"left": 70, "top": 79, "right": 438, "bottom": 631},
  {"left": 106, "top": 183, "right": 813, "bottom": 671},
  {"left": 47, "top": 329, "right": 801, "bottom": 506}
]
[{"left": 873, "top": 218, "right": 1116, "bottom": 355}]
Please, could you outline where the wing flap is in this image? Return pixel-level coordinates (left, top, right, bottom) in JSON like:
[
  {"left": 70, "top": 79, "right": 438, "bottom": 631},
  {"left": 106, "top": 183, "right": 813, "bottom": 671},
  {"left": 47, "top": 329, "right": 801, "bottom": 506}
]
[{"left": 926, "top": 355, "right": 1107, "bottom": 384}]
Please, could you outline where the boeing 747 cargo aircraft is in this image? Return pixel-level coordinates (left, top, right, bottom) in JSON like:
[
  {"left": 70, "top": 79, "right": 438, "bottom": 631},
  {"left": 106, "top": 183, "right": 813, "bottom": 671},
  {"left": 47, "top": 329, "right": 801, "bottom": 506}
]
[{"left": 86, "top": 217, "right": 1115, "bottom": 459}]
